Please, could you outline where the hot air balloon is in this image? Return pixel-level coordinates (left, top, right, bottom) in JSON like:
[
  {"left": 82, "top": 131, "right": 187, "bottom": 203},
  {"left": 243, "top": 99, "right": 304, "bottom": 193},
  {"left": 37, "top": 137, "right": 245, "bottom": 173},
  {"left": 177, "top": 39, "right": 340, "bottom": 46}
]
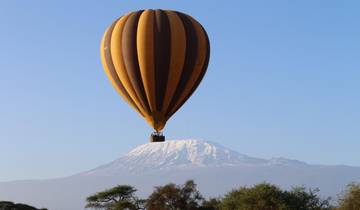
[{"left": 100, "top": 9, "right": 210, "bottom": 142}]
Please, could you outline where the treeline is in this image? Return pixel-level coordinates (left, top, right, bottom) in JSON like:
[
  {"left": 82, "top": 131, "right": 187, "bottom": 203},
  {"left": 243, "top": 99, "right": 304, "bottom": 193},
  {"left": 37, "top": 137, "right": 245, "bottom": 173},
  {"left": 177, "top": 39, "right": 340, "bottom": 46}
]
[
  {"left": 85, "top": 180, "right": 360, "bottom": 210},
  {"left": 1, "top": 181, "right": 358, "bottom": 210}
]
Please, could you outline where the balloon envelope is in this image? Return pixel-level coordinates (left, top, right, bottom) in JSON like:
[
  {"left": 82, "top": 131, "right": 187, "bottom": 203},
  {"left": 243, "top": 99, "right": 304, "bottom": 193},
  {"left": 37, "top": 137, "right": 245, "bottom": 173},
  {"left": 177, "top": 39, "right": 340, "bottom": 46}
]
[{"left": 101, "top": 9, "right": 210, "bottom": 131}]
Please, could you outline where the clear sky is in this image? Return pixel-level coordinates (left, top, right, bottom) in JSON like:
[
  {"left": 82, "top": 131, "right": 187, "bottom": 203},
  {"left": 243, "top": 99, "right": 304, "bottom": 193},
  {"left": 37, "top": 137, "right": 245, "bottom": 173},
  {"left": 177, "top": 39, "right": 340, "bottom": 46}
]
[{"left": 0, "top": 0, "right": 359, "bottom": 181}]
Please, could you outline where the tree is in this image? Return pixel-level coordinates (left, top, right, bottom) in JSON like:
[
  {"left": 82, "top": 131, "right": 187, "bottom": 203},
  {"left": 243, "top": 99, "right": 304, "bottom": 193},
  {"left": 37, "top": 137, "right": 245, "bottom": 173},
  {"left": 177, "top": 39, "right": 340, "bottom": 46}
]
[
  {"left": 0, "top": 201, "right": 47, "bottom": 210},
  {"left": 337, "top": 182, "right": 360, "bottom": 210},
  {"left": 220, "top": 183, "right": 332, "bottom": 210},
  {"left": 284, "top": 187, "right": 332, "bottom": 210},
  {"left": 146, "top": 180, "right": 204, "bottom": 210},
  {"left": 85, "top": 185, "right": 145, "bottom": 210},
  {"left": 199, "top": 198, "right": 222, "bottom": 210},
  {"left": 221, "top": 183, "right": 287, "bottom": 210}
]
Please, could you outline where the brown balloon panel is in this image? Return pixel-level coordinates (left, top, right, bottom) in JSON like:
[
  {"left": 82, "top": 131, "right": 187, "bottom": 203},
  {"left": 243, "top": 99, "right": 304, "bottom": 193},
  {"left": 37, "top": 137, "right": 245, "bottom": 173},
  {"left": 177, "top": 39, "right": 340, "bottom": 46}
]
[{"left": 100, "top": 9, "right": 210, "bottom": 138}]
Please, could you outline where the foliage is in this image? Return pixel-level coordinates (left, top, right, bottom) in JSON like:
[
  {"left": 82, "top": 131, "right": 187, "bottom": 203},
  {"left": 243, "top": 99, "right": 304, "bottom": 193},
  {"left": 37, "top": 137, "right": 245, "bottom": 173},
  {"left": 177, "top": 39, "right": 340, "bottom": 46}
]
[
  {"left": 337, "top": 182, "right": 360, "bottom": 210},
  {"left": 199, "top": 198, "right": 222, "bottom": 210},
  {"left": 220, "top": 183, "right": 332, "bottom": 210},
  {"left": 0, "top": 201, "right": 47, "bottom": 210},
  {"left": 284, "top": 186, "right": 332, "bottom": 210},
  {"left": 85, "top": 185, "right": 145, "bottom": 210},
  {"left": 86, "top": 181, "right": 360, "bottom": 210},
  {"left": 221, "top": 183, "right": 287, "bottom": 210},
  {"left": 146, "top": 180, "right": 206, "bottom": 210}
]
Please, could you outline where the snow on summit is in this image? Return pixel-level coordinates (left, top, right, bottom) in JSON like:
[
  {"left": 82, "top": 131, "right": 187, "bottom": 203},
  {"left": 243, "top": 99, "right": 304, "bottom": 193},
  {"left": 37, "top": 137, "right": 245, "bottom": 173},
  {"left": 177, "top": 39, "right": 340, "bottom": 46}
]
[
  {"left": 85, "top": 139, "right": 272, "bottom": 175},
  {"left": 122, "top": 139, "right": 266, "bottom": 168}
]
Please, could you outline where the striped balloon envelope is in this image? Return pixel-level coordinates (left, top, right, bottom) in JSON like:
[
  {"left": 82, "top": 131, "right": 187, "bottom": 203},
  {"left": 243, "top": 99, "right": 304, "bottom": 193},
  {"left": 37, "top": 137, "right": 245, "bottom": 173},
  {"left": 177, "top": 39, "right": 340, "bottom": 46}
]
[{"left": 100, "top": 9, "right": 210, "bottom": 137}]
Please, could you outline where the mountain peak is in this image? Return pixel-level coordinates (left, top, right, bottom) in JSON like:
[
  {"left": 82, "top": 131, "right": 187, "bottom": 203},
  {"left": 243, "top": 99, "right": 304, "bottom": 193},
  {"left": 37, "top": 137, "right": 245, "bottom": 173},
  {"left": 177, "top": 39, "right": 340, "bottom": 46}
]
[
  {"left": 126, "top": 139, "right": 246, "bottom": 166},
  {"left": 83, "top": 140, "right": 311, "bottom": 176},
  {"left": 84, "top": 139, "right": 269, "bottom": 175}
]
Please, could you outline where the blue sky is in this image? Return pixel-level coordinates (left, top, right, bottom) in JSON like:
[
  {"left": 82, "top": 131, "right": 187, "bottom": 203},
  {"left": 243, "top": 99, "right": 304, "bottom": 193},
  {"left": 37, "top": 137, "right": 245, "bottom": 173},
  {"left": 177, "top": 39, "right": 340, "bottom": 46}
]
[{"left": 0, "top": 0, "right": 359, "bottom": 181}]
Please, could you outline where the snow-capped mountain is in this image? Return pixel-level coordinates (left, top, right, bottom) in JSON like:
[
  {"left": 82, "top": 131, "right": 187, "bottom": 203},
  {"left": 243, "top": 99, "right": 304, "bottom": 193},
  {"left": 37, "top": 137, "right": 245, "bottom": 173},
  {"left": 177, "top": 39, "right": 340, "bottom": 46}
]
[
  {"left": 0, "top": 139, "right": 359, "bottom": 210},
  {"left": 84, "top": 140, "right": 268, "bottom": 174}
]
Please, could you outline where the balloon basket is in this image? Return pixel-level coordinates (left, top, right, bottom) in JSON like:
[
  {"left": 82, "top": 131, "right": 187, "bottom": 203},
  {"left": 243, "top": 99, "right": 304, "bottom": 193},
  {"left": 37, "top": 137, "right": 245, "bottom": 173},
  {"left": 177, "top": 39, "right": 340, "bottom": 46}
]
[{"left": 150, "top": 132, "right": 165, "bottom": 142}]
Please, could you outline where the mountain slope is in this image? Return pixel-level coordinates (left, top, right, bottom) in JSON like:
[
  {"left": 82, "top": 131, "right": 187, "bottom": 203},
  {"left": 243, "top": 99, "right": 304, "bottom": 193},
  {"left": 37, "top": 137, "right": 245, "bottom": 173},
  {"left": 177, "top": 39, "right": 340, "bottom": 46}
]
[
  {"left": 83, "top": 139, "right": 269, "bottom": 175},
  {"left": 0, "top": 139, "right": 359, "bottom": 210}
]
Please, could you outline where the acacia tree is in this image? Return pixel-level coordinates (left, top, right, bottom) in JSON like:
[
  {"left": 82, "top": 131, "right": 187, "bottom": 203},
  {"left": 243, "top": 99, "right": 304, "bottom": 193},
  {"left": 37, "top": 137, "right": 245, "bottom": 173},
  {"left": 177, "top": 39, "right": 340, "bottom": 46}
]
[{"left": 85, "top": 185, "right": 145, "bottom": 210}]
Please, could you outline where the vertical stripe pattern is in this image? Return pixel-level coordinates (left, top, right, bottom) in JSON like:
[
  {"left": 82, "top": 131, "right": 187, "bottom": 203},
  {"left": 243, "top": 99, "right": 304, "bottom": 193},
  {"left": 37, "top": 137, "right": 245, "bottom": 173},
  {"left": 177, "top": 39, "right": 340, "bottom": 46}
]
[{"left": 101, "top": 9, "right": 210, "bottom": 131}]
